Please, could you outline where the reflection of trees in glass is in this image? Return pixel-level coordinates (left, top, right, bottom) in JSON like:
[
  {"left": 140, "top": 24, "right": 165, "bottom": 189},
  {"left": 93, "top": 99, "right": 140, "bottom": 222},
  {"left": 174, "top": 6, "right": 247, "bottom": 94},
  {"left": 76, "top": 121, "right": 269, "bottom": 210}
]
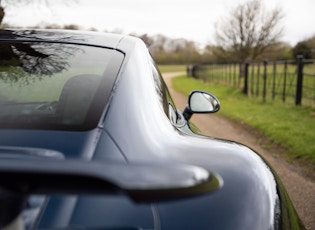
[{"left": 0, "top": 30, "right": 84, "bottom": 86}]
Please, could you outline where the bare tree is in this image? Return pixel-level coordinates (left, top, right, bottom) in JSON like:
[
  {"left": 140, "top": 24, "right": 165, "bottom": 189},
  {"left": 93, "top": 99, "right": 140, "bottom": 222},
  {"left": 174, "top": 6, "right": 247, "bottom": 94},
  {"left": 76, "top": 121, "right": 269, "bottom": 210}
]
[
  {"left": 215, "top": 0, "right": 284, "bottom": 62},
  {"left": 0, "top": 0, "right": 75, "bottom": 25},
  {"left": 0, "top": 0, "right": 5, "bottom": 24}
]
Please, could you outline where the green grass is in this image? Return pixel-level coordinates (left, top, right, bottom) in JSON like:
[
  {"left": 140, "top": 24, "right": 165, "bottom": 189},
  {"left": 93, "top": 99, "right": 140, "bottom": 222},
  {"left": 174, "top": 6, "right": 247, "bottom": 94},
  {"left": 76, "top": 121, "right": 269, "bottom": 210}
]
[
  {"left": 158, "top": 65, "right": 186, "bottom": 73},
  {"left": 172, "top": 75, "right": 315, "bottom": 166},
  {"left": 195, "top": 63, "right": 315, "bottom": 107}
]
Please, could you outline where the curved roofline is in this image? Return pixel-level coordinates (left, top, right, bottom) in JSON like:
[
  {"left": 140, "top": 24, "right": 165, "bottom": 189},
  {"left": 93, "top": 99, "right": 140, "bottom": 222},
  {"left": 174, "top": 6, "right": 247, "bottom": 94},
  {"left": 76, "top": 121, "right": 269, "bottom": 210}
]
[{"left": 0, "top": 29, "right": 142, "bottom": 52}]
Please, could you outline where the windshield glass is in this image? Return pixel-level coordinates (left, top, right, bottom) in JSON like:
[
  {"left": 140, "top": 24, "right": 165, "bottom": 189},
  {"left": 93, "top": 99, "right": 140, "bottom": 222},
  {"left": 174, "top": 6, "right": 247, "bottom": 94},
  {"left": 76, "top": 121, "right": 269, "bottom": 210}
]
[{"left": 0, "top": 41, "right": 123, "bottom": 131}]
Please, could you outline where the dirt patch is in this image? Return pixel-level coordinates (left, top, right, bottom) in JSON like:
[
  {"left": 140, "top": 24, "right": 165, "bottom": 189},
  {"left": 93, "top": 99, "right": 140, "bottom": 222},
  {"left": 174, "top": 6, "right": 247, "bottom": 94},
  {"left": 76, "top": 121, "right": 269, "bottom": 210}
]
[{"left": 215, "top": 115, "right": 315, "bottom": 182}]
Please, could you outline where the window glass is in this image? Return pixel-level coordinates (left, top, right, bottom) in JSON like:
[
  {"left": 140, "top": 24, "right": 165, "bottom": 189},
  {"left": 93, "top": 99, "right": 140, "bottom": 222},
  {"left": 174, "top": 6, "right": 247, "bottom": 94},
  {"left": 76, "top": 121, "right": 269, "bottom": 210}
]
[
  {"left": 0, "top": 41, "right": 123, "bottom": 130},
  {"left": 150, "top": 59, "right": 178, "bottom": 123}
]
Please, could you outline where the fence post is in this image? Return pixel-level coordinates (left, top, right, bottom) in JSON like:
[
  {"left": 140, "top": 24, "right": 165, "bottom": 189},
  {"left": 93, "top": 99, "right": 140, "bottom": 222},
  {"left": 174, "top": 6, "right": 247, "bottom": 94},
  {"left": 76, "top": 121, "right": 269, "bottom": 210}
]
[
  {"left": 263, "top": 60, "right": 267, "bottom": 101},
  {"left": 243, "top": 62, "right": 249, "bottom": 94},
  {"left": 256, "top": 63, "right": 260, "bottom": 97},
  {"left": 239, "top": 63, "right": 242, "bottom": 88},
  {"left": 272, "top": 61, "right": 276, "bottom": 100},
  {"left": 282, "top": 60, "right": 287, "bottom": 103},
  {"left": 233, "top": 62, "right": 237, "bottom": 87},
  {"left": 229, "top": 63, "right": 232, "bottom": 86},
  {"left": 250, "top": 63, "right": 255, "bottom": 96},
  {"left": 295, "top": 55, "right": 304, "bottom": 105}
]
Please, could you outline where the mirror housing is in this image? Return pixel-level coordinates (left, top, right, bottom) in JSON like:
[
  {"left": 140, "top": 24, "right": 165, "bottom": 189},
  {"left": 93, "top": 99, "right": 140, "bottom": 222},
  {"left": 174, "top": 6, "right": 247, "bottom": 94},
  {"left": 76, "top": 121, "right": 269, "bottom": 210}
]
[{"left": 183, "top": 91, "right": 220, "bottom": 120}]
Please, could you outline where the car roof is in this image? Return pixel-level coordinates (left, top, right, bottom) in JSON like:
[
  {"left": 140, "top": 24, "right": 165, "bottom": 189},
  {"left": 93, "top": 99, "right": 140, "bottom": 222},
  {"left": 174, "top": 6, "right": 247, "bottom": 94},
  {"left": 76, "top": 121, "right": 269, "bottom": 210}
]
[{"left": 0, "top": 29, "right": 141, "bottom": 52}]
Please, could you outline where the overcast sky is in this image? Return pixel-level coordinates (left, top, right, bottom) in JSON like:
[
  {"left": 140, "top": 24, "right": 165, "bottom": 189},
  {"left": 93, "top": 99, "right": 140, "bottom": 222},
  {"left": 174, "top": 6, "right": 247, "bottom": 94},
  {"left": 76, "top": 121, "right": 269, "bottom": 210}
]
[{"left": 4, "top": 0, "right": 315, "bottom": 47}]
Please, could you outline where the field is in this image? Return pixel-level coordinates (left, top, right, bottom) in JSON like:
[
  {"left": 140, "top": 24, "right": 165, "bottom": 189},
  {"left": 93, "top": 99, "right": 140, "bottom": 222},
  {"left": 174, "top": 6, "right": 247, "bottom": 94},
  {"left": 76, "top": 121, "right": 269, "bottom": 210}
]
[
  {"left": 193, "top": 62, "right": 315, "bottom": 107},
  {"left": 158, "top": 65, "right": 186, "bottom": 73},
  {"left": 159, "top": 65, "right": 315, "bottom": 166}
]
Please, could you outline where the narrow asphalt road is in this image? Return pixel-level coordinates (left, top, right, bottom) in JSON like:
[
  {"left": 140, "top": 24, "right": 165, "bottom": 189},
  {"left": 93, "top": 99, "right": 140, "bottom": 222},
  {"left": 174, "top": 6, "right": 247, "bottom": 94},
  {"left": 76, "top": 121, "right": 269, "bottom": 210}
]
[{"left": 163, "top": 72, "right": 315, "bottom": 230}]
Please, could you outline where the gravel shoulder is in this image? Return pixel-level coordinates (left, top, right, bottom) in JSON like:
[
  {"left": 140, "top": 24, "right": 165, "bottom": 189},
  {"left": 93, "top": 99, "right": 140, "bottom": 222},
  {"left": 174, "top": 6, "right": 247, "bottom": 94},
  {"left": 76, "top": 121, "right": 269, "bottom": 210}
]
[{"left": 163, "top": 72, "right": 315, "bottom": 230}]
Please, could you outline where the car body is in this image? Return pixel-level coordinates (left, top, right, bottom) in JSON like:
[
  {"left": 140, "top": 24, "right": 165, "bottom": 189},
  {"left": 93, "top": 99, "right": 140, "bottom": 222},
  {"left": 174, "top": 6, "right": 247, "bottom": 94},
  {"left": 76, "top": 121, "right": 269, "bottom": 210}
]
[{"left": 0, "top": 29, "right": 304, "bottom": 230}]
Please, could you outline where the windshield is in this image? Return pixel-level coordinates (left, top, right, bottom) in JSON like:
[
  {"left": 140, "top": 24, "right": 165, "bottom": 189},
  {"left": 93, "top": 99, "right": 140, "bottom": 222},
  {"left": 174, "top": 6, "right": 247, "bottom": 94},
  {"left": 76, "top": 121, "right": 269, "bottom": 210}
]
[{"left": 0, "top": 41, "right": 123, "bottom": 131}]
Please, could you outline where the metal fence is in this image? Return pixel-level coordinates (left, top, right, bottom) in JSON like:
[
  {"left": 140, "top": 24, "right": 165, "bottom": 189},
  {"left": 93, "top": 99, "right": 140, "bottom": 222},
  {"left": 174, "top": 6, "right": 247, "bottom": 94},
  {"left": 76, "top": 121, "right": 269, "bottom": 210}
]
[{"left": 188, "top": 56, "right": 315, "bottom": 107}]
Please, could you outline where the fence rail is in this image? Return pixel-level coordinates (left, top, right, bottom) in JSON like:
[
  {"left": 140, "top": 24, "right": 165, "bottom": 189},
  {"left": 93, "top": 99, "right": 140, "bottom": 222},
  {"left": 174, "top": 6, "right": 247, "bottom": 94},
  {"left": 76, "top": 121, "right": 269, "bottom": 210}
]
[{"left": 188, "top": 57, "right": 315, "bottom": 107}]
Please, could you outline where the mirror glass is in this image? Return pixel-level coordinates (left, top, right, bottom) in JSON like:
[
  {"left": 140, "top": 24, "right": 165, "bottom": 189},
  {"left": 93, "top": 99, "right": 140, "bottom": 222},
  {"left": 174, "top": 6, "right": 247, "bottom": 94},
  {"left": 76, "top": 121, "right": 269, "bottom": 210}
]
[{"left": 189, "top": 92, "right": 220, "bottom": 113}]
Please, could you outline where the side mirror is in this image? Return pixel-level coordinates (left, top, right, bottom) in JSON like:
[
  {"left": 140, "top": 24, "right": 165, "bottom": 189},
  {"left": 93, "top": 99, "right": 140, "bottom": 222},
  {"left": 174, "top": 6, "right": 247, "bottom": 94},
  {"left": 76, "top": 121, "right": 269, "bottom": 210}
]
[{"left": 183, "top": 91, "right": 220, "bottom": 120}]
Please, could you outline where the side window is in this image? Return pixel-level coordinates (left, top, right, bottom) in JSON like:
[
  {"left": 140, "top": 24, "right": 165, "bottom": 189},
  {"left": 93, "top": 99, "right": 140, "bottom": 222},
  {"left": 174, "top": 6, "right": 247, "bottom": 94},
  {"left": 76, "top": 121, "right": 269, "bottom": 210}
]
[
  {"left": 168, "top": 103, "right": 178, "bottom": 124},
  {"left": 150, "top": 59, "right": 178, "bottom": 124}
]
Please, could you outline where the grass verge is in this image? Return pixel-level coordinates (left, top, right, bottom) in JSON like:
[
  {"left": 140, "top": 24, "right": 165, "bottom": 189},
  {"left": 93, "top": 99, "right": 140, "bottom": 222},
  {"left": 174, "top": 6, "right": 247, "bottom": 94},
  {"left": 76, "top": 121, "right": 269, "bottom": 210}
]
[
  {"left": 171, "top": 75, "right": 315, "bottom": 166},
  {"left": 158, "top": 65, "right": 186, "bottom": 73}
]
